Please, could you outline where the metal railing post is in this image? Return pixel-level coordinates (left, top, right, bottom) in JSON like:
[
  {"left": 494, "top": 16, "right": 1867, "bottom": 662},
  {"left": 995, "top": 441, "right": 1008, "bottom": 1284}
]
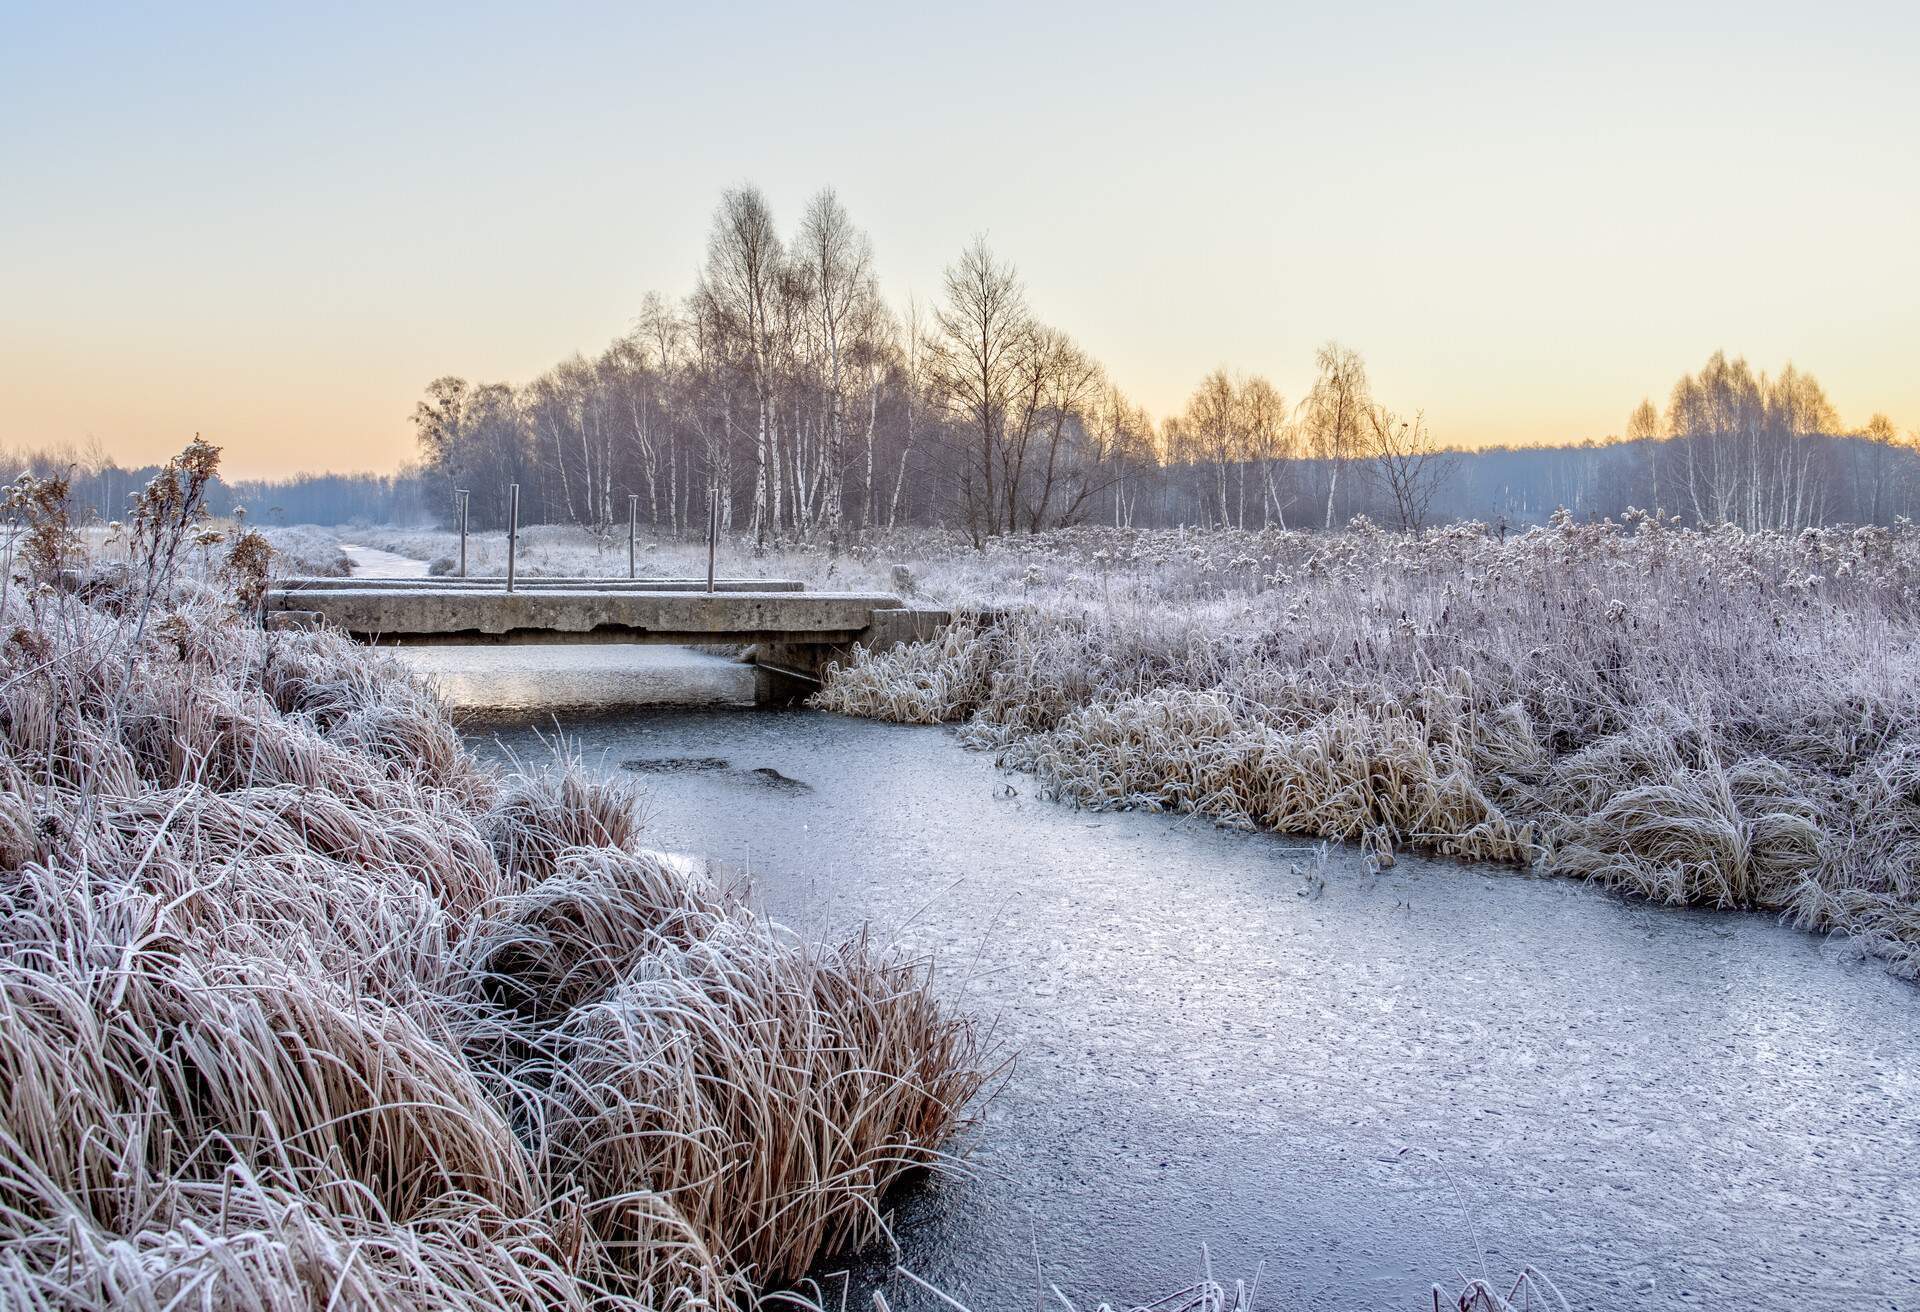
[
  {"left": 628, "top": 493, "right": 639, "bottom": 580},
  {"left": 506, "top": 483, "right": 519, "bottom": 593},
  {"left": 455, "top": 489, "right": 469, "bottom": 577},
  {"left": 706, "top": 487, "right": 718, "bottom": 594}
]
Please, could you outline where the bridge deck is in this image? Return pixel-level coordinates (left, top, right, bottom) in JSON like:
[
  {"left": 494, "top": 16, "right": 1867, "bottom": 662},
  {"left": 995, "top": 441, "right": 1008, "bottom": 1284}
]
[
  {"left": 266, "top": 584, "right": 908, "bottom": 645},
  {"left": 278, "top": 576, "right": 805, "bottom": 593}
]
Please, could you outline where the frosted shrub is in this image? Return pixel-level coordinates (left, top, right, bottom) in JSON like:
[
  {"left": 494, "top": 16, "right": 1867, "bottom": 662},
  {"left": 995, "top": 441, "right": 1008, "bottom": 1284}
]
[
  {"left": 0, "top": 450, "right": 985, "bottom": 1308},
  {"left": 819, "top": 518, "right": 1920, "bottom": 973},
  {"left": 816, "top": 615, "right": 998, "bottom": 723}
]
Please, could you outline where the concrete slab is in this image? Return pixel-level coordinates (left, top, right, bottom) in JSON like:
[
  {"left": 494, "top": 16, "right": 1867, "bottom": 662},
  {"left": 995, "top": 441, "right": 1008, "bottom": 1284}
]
[
  {"left": 279, "top": 577, "right": 805, "bottom": 593},
  {"left": 267, "top": 587, "right": 904, "bottom": 642}
]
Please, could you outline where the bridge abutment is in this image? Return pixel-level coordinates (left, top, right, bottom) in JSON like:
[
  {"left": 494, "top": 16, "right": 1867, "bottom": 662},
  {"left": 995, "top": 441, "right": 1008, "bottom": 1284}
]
[{"left": 265, "top": 577, "right": 951, "bottom": 711}]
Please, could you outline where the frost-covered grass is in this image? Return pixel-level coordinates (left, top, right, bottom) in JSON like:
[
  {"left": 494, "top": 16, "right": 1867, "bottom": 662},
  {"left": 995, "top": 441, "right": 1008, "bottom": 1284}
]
[
  {"left": 275, "top": 515, "right": 1920, "bottom": 973},
  {"left": 2, "top": 501, "right": 983, "bottom": 1306},
  {"left": 227, "top": 511, "right": 1914, "bottom": 1295},
  {"left": 817, "top": 515, "right": 1920, "bottom": 976},
  {"left": 254, "top": 521, "right": 356, "bottom": 576},
  {"left": 0, "top": 451, "right": 1604, "bottom": 1309},
  {"left": 268, "top": 514, "right": 1920, "bottom": 968},
  {"left": 86, "top": 520, "right": 354, "bottom": 579}
]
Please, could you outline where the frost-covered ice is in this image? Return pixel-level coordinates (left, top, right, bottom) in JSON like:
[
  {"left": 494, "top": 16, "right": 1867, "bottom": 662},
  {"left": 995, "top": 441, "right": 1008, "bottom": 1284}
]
[
  {"left": 393, "top": 643, "right": 754, "bottom": 712},
  {"left": 479, "top": 707, "right": 1920, "bottom": 1311}
]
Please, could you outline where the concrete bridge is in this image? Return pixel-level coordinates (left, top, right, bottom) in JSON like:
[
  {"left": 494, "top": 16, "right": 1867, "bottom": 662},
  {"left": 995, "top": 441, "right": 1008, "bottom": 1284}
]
[{"left": 265, "top": 576, "right": 948, "bottom": 704}]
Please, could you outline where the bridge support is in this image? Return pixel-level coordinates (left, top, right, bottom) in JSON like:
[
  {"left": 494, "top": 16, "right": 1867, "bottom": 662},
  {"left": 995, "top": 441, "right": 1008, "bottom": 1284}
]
[
  {"left": 265, "top": 578, "right": 952, "bottom": 712},
  {"left": 751, "top": 607, "right": 951, "bottom": 705}
]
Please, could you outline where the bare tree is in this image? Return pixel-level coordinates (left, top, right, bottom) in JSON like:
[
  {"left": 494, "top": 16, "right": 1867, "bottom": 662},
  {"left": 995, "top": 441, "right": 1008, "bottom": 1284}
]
[
  {"left": 1626, "top": 398, "right": 1661, "bottom": 443},
  {"left": 931, "top": 237, "right": 1029, "bottom": 544},
  {"left": 847, "top": 295, "right": 895, "bottom": 535},
  {"left": 1238, "top": 375, "right": 1292, "bottom": 527},
  {"left": 997, "top": 325, "right": 1102, "bottom": 532},
  {"left": 696, "top": 186, "right": 783, "bottom": 544},
  {"left": 794, "top": 189, "right": 878, "bottom": 551},
  {"left": 888, "top": 294, "right": 930, "bottom": 530},
  {"left": 1182, "top": 369, "right": 1240, "bottom": 526},
  {"left": 635, "top": 292, "right": 685, "bottom": 531},
  {"left": 1081, "top": 383, "right": 1153, "bottom": 526},
  {"left": 1626, "top": 396, "right": 1663, "bottom": 511},
  {"left": 1301, "top": 343, "right": 1369, "bottom": 528},
  {"left": 1364, "top": 406, "right": 1452, "bottom": 531},
  {"left": 412, "top": 376, "right": 470, "bottom": 480},
  {"left": 1667, "top": 352, "right": 1838, "bottom": 530},
  {"left": 1854, "top": 413, "right": 1904, "bottom": 525},
  {"left": 413, "top": 380, "right": 527, "bottom": 529},
  {"left": 1021, "top": 330, "right": 1107, "bottom": 531}
]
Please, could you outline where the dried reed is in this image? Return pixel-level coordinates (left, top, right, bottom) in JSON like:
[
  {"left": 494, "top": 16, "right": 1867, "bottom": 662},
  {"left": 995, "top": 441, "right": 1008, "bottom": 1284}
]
[{"left": 2, "top": 457, "right": 984, "bottom": 1308}]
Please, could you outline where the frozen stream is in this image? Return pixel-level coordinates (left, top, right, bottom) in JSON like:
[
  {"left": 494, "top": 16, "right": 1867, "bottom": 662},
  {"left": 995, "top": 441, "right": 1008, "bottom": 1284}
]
[
  {"left": 474, "top": 708, "right": 1919, "bottom": 1311},
  {"left": 337, "top": 543, "right": 431, "bottom": 578}
]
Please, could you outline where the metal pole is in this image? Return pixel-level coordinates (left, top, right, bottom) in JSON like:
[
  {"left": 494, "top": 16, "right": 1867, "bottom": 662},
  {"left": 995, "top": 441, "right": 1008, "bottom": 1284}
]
[
  {"left": 505, "top": 483, "right": 519, "bottom": 593},
  {"left": 455, "top": 489, "right": 469, "bottom": 578},
  {"left": 706, "top": 487, "right": 718, "bottom": 593},
  {"left": 628, "top": 493, "right": 639, "bottom": 580}
]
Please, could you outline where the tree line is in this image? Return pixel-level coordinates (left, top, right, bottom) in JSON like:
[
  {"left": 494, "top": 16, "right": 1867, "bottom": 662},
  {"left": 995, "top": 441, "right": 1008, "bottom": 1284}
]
[
  {"left": 0, "top": 441, "right": 424, "bottom": 528},
  {"left": 410, "top": 185, "right": 1466, "bottom": 540},
  {"left": 412, "top": 188, "right": 1159, "bottom": 544},
  {"left": 410, "top": 185, "right": 1475, "bottom": 539},
  {"left": 412, "top": 184, "right": 1919, "bottom": 539},
  {"left": 13, "top": 183, "right": 1918, "bottom": 537}
]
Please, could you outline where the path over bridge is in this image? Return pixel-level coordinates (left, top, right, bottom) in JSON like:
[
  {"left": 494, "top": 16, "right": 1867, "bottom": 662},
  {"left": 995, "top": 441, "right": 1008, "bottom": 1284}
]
[{"left": 265, "top": 576, "right": 948, "bottom": 704}]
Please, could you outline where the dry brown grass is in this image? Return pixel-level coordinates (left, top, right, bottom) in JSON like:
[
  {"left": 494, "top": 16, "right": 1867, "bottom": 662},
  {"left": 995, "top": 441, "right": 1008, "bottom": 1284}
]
[
  {"left": 0, "top": 463, "right": 985, "bottom": 1307},
  {"left": 817, "top": 516, "right": 1920, "bottom": 974}
]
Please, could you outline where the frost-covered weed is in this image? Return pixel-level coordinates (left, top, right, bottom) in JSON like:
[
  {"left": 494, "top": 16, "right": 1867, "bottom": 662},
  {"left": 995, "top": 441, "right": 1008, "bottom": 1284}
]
[
  {"left": 0, "top": 464, "right": 984, "bottom": 1308},
  {"left": 821, "top": 517, "right": 1920, "bottom": 974},
  {"left": 275, "top": 515, "right": 1920, "bottom": 966}
]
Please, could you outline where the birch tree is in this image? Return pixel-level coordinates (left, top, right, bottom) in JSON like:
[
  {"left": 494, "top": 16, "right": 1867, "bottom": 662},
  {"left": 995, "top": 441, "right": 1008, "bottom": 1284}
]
[
  {"left": 795, "top": 189, "right": 878, "bottom": 550},
  {"left": 696, "top": 186, "right": 784, "bottom": 544},
  {"left": 932, "top": 238, "right": 1028, "bottom": 544},
  {"left": 1301, "top": 343, "right": 1369, "bottom": 528}
]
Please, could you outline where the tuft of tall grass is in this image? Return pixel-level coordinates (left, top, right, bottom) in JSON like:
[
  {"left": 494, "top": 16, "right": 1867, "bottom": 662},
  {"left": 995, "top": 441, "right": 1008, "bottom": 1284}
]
[
  {"left": 814, "top": 517, "right": 1920, "bottom": 974},
  {"left": 2, "top": 456, "right": 984, "bottom": 1307},
  {"left": 287, "top": 514, "right": 1920, "bottom": 968}
]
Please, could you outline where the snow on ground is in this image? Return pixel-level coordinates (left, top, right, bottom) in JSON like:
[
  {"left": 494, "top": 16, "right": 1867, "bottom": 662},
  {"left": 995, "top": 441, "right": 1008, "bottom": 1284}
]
[{"left": 339, "top": 542, "right": 431, "bottom": 578}]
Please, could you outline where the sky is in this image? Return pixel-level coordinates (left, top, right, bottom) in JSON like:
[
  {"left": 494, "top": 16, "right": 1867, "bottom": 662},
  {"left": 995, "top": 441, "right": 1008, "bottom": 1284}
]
[{"left": 2, "top": 1, "right": 1916, "bottom": 480}]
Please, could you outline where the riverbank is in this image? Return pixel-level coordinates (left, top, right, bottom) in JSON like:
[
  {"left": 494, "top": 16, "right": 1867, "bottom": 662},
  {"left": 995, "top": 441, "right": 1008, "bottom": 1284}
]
[
  {"left": 0, "top": 457, "right": 981, "bottom": 1308},
  {"left": 816, "top": 519, "right": 1920, "bottom": 977},
  {"left": 475, "top": 706, "right": 1920, "bottom": 1310},
  {"left": 283, "top": 517, "right": 1920, "bottom": 973}
]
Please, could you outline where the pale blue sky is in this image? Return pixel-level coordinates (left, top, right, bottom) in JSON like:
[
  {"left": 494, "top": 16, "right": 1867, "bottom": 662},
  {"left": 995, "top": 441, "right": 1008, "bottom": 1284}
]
[{"left": 3, "top": 0, "right": 1915, "bottom": 476}]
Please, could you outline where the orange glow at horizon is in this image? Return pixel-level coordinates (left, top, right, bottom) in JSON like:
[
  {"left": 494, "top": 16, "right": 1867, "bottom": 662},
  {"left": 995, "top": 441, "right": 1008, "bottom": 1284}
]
[{"left": 4, "top": 3, "right": 1916, "bottom": 482}]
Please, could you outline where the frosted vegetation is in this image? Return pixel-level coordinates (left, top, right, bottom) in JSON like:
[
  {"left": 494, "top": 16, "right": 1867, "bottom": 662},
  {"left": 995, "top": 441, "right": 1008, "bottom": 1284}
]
[
  {"left": 0, "top": 453, "right": 983, "bottom": 1308},
  {"left": 326, "top": 518, "right": 1920, "bottom": 979},
  {"left": 2, "top": 451, "right": 1586, "bottom": 1308},
  {"left": 341, "top": 514, "right": 1920, "bottom": 977},
  {"left": 820, "top": 517, "right": 1920, "bottom": 977}
]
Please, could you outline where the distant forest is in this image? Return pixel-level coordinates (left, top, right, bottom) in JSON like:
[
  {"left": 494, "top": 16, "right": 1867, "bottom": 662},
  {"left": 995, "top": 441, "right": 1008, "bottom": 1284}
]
[
  {"left": 14, "top": 187, "right": 1918, "bottom": 537},
  {"left": 13, "top": 423, "right": 1917, "bottom": 538},
  {"left": 406, "top": 185, "right": 1920, "bottom": 538},
  {"left": 0, "top": 453, "right": 424, "bottom": 529}
]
